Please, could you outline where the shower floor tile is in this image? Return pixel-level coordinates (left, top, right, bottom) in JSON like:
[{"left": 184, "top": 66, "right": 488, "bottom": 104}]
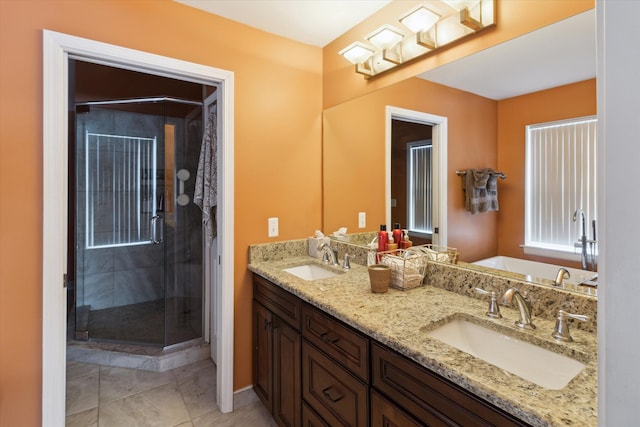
[{"left": 84, "top": 297, "right": 201, "bottom": 345}]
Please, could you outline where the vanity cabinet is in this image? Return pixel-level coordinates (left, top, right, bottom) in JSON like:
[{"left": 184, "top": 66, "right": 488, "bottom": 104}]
[
  {"left": 371, "top": 342, "right": 531, "bottom": 427},
  {"left": 301, "top": 304, "right": 370, "bottom": 427},
  {"left": 252, "top": 273, "right": 532, "bottom": 427},
  {"left": 253, "top": 275, "right": 302, "bottom": 427}
]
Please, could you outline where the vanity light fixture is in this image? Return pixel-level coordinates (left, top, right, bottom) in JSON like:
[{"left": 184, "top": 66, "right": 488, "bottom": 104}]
[
  {"left": 339, "top": 41, "right": 375, "bottom": 65},
  {"left": 339, "top": 0, "right": 495, "bottom": 78}
]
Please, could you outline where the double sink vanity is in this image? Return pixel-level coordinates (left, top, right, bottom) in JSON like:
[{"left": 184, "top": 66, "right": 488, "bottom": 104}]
[{"left": 248, "top": 239, "right": 597, "bottom": 427}]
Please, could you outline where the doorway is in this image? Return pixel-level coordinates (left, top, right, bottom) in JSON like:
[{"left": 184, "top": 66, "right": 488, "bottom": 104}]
[
  {"left": 386, "top": 106, "right": 448, "bottom": 247},
  {"left": 391, "top": 119, "right": 434, "bottom": 246},
  {"left": 43, "top": 30, "right": 235, "bottom": 425}
]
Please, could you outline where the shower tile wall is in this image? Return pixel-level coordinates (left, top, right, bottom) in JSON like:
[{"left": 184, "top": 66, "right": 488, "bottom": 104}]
[{"left": 76, "top": 108, "right": 168, "bottom": 311}]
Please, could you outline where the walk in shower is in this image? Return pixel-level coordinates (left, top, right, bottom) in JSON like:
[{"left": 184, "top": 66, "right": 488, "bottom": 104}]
[{"left": 71, "top": 97, "right": 207, "bottom": 347}]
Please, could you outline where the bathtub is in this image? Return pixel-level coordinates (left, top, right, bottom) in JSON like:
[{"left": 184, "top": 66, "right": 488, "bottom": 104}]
[{"left": 472, "top": 256, "right": 597, "bottom": 286}]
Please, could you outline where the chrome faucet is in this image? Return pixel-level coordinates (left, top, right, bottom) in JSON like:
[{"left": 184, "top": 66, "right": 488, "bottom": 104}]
[
  {"left": 553, "top": 267, "right": 570, "bottom": 286},
  {"left": 501, "top": 288, "right": 536, "bottom": 329},
  {"left": 573, "top": 209, "right": 588, "bottom": 270},
  {"left": 318, "top": 242, "right": 338, "bottom": 266}
]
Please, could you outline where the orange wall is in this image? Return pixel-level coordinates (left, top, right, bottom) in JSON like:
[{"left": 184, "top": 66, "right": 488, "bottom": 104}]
[
  {"left": 323, "top": 0, "right": 594, "bottom": 109},
  {"left": 0, "top": 1, "right": 322, "bottom": 424},
  {"left": 323, "top": 78, "right": 498, "bottom": 261},
  {"left": 496, "top": 79, "right": 597, "bottom": 266}
]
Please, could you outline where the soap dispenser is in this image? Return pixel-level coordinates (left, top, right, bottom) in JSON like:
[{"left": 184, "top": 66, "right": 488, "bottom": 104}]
[
  {"left": 386, "top": 231, "right": 398, "bottom": 255},
  {"left": 400, "top": 229, "right": 412, "bottom": 249}
]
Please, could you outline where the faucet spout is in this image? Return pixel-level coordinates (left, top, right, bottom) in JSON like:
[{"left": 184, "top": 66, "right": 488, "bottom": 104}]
[
  {"left": 553, "top": 267, "right": 570, "bottom": 286},
  {"left": 318, "top": 242, "right": 338, "bottom": 266},
  {"left": 501, "top": 288, "right": 536, "bottom": 330}
]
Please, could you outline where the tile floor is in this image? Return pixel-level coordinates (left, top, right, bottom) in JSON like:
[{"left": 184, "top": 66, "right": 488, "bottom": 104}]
[{"left": 66, "top": 358, "right": 278, "bottom": 426}]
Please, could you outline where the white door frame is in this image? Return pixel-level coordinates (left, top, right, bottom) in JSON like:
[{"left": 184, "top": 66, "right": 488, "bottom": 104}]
[
  {"left": 42, "top": 30, "right": 235, "bottom": 425},
  {"left": 386, "top": 106, "right": 448, "bottom": 246}
]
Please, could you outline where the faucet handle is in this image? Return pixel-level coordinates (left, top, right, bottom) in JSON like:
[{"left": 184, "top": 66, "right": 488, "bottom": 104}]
[
  {"left": 475, "top": 288, "right": 502, "bottom": 319},
  {"left": 551, "top": 310, "right": 588, "bottom": 342},
  {"left": 343, "top": 254, "right": 352, "bottom": 269}
]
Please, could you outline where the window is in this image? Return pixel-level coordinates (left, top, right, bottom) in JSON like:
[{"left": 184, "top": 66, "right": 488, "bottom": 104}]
[
  {"left": 407, "top": 140, "right": 432, "bottom": 237},
  {"left": 524, "top": 116, "right": 597, "bottom": 259},
  {"left": 84, "top": 132, "right": 158, "bottom": 249}
]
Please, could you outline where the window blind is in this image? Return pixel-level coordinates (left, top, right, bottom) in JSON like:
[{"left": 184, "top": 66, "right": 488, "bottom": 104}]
[
  {"left": 408, "top": 142, "right": 433, "bottom": 235},
  {"left": 525, "top": 117, "right": 597, "bottom": 253}
]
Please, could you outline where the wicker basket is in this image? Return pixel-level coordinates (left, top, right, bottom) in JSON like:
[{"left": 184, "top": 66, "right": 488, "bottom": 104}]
[{"left": 378, "top": 244, "right": 458, "bottom": 290}]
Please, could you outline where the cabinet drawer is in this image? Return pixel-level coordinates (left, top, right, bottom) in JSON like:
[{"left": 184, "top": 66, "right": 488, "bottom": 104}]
[
  {"left": 254, "top": 274, "right": 302, "bottom": 331},
  {"left": 302, "top": 402, "right": 330, "bottom": 427},
  {"left": 372, "top": 343, "right": 530, "bottom": 427},
  {"left": 302, "top": 341, "right": 368, "bottom": 427},
  {"left": 302, "top": 304, "right": 369, "bottom": 382},
  {"left": 371, "top": 389, "right": 423, "bottom": 427}
]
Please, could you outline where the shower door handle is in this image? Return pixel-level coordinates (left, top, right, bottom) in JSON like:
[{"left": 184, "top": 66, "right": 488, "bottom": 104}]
[{"left": 151, "top": 214, "right": 164, "bottom": 244}]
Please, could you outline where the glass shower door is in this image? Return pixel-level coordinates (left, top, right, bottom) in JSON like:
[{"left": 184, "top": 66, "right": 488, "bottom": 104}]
[
  {"left": 162, "top": 116, "right": 204, "bottom": 347},
  {"left": 74, "top": 105, "right": 167, "bottom": 345},
  {"left": 73, "top": 102, "right": 204, "bottom": 347}
]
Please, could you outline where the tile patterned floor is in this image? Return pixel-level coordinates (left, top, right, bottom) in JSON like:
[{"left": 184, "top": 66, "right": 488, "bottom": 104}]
[{"left": 66, "top": 359, "right": 278, "bottom": 427}]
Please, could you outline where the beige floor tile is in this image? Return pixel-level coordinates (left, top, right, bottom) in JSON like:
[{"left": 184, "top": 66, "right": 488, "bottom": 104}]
[
  {"left": 65, "top": 407, "right": 98, "bottom": 427},
  {"left": 98, "top": 382, "right": 190, "bottom": 427},
  {"left": 192, "top": 401, "right": 278, "bottom": 427},
  {"left": 67, "top": 361, "right": 101, "bottom": 380},
  {"left": 178, "top": 365, "right": 217, "bottom": 419},
  {"left": 66, "top": 373, "right": 99, "bottom": 416},
  {"left": 99, "top": 366, "right": 175, "bottom": 403},
  {"left": 66, "top": 358, "right": 276, "bottom": 426},
  {"left": 172, "top": 358, "right": 215, "bottom": 380}
]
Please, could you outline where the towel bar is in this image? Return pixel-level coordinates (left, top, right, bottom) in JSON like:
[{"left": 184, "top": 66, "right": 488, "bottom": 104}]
[{"left": 456, "top": 169, "right": 506, "bottom": 180}]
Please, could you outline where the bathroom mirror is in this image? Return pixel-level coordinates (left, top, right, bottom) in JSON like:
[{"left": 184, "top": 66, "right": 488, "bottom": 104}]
[{"left": 322, "top": 10, "right": 597, "bottom": 289}]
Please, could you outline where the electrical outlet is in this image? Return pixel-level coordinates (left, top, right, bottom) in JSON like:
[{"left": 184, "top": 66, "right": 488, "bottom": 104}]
[
  {"left": 358, "top": 212, "right": 366, "bottom": 228},
  {"left": 268, "top": 217, "right": 279, "bottom": 237}
]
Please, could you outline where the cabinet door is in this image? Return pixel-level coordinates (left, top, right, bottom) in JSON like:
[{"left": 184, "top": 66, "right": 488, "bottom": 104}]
[
  {"left": 371, "top": 389, "right": 424, "bottom": 427},
  {"left": 273, "top": 317, "right": 301, "bottom": 427},
  {"left": 254, "top": 301, "right": 273, "bottom": 411}
]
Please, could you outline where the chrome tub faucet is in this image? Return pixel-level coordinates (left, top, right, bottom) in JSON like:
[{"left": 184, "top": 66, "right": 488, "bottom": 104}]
[
  {"left": 573, "top": 209, "right": 588, "bottom": 270},
  {"left": 553, "top": 267, "right": 570, "bottom": 286}
]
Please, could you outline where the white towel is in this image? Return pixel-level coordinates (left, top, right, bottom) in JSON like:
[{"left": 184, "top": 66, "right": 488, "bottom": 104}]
[{"left": 194, "top": 106, "right": 218, "bottom": 245}]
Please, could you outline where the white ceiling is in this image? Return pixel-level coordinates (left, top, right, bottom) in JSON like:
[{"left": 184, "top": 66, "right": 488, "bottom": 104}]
[
  {"left": 418, "top": 9, "right": 596, "bottom": 100},
  {"left": 175, "top": 1, "right": 596, "bottom": 101},
  {"left": 174, "top": 0, "right": 392, "bottom": 47}
]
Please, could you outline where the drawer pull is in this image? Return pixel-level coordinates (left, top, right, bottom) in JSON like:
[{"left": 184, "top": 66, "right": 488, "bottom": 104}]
[
  {"left": 322, "top": 386, "right": 344, "bottom": 403},
  {"left": 320, "top": 332, "right": 339, "bottom": 344}
]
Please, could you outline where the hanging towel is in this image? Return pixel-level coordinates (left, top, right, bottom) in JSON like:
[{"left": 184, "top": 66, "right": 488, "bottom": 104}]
[
  {"left": 194, "top": 106, "right": 218, "bottom": 245},
  {"left": 463, "top": 168, "right": 499, "bottom": 214}
]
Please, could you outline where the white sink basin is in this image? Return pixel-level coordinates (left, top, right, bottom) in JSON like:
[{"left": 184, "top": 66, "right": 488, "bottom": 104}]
[
  {"left": 283, "top": 264, "right": 340, "bottom": 281},
  {"left": 427, "top": 319, "right": 586, "bottom": 390}
]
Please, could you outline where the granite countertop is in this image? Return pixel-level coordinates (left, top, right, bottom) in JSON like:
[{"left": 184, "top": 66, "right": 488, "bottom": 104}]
[{"left": 248, "top": 256, "right": 597, "bottom": 427}]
